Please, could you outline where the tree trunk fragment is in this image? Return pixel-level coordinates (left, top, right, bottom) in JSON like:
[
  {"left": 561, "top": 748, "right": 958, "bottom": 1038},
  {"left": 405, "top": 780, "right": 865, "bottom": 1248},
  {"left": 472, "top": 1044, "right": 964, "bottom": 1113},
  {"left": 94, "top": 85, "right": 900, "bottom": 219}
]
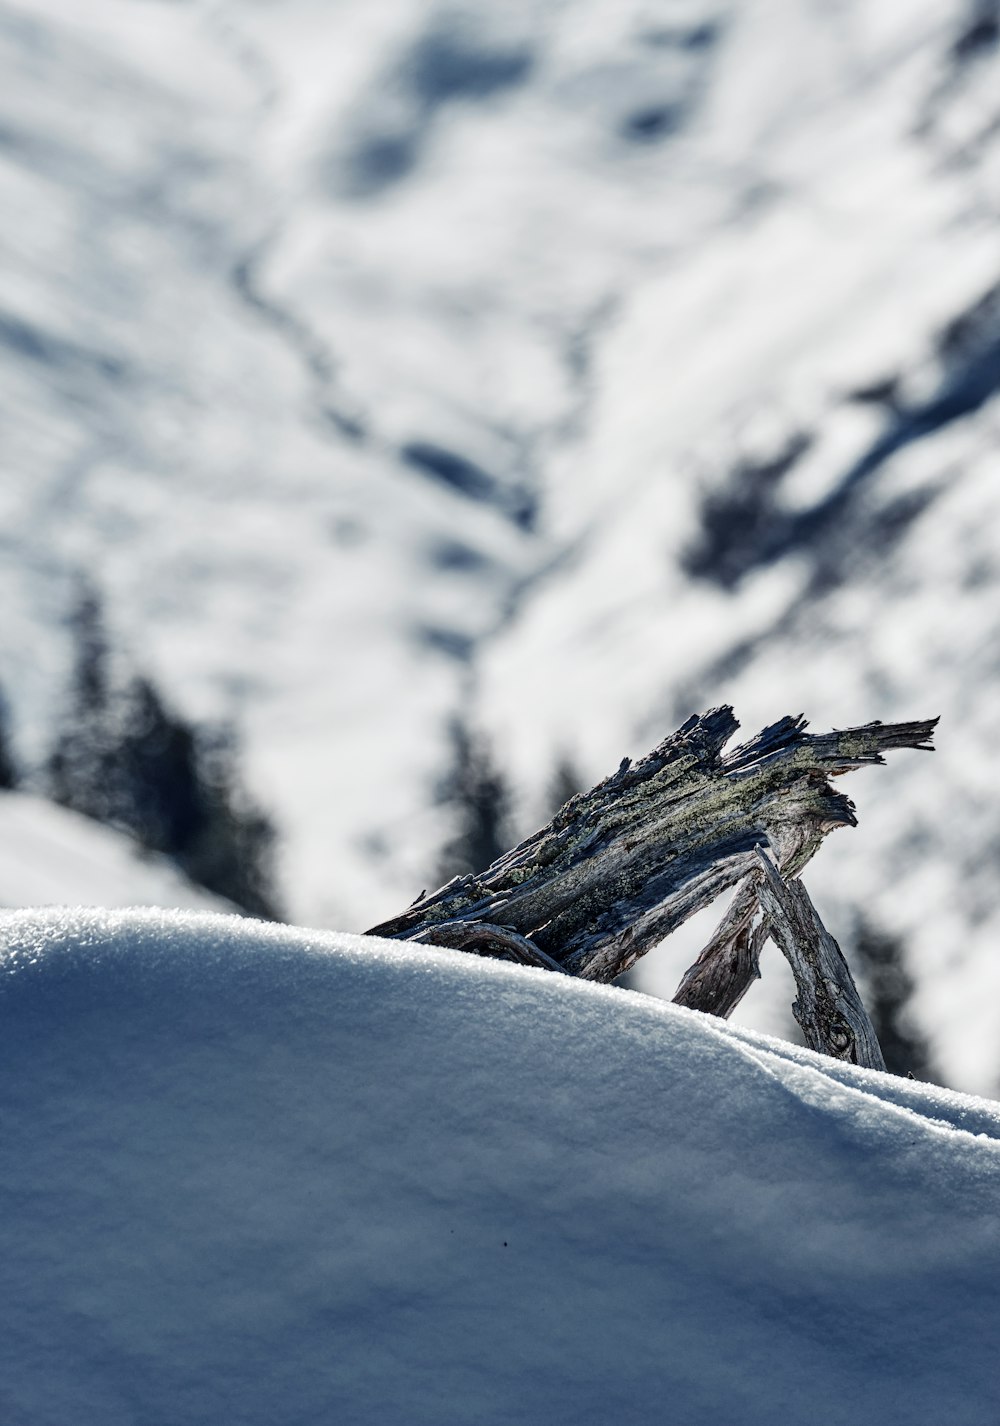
[
  {"left": 369, "top": 708, "right": 936, "bottom": 996},
  {"left": 754, "top": 849, "right": 886, "bottom": 1071}
]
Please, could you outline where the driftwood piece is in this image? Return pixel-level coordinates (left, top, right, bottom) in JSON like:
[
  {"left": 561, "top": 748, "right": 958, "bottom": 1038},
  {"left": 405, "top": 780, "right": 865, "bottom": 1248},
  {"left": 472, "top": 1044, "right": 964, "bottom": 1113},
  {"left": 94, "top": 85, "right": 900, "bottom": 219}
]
[
  {"left": 672, "top": 875, "right": 770, "bottom": 1018},
  {"left": 754, "top": 850, "right": 886, "bottom": 1071},
  {"left": 399, "top": 920, "right": 570, "bottom": 974},
  {"left": 369, "top": 708, "right": 936, "bottom": 991}
]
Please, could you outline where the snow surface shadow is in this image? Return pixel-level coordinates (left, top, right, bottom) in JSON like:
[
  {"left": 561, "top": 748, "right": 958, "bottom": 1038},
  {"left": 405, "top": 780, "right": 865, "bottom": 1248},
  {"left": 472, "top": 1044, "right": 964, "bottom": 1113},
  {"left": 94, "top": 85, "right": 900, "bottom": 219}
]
[
  {"left": 949, "top": 2, "right": 999, "bottom": 68},
  {"left": 620, "top": 16, "right": 725, "bottom": 145},
  {"left": 229, "top": 247, "right": 367, "bottom": 441},
  {"left": 728, "top": 1031, "right": 1000, "bottom": 1144},
  {"left": 684, "top": 281, "right": 1000, "bottom": 592},
  {"left": 400, "top": 441, "right": 537, "bottom": 531},
  {"left": 0, "top": 310, "right": 127, "bottom": 382},
  {"left": 335, "top": 20, "right": 533, "bottom": 198}
]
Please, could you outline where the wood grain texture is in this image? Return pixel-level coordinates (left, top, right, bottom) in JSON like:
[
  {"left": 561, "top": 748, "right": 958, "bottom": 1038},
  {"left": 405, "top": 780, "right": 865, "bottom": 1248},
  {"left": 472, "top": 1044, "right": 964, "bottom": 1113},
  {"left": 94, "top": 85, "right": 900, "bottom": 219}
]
[
  {"left": 369, "top": 708, "right": 937, "bottom": 998},
  {"left": 672, "top": 874, "right": 769, "bottom": 1018},
  {"left": 754, "top": 849, "right": 886, "bottom": 1071}
]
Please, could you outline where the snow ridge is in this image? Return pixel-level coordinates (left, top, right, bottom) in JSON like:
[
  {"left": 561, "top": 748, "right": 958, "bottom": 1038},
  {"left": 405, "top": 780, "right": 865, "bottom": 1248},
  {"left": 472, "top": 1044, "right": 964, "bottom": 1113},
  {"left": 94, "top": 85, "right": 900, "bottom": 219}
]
[{"left": 2, "top": 906, "right": 999, "bottom": 1425}]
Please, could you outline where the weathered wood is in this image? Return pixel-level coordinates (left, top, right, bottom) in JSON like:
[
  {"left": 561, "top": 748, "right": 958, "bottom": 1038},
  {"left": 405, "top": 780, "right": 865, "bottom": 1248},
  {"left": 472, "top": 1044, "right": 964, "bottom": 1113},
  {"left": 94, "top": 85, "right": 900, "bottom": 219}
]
[
  {"left": 398, "top": 920, "right": 569, "bottom": 973},
  {"left": 754, "top": 849, "right": 886, "bottom": 1070},
  {"left": 369, "top": 708, "right": 936, "bottom": 990},
  {"left": 672, "top": 874, "right": 769, "bottom": 1018}
]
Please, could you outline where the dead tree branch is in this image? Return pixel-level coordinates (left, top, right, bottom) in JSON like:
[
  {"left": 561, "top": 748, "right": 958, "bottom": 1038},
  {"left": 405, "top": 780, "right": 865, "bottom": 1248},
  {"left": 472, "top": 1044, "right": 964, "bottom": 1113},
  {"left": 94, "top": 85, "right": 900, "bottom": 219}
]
[
  {"left": 672, "top": 874, "right": 770, "bottom": 1018},
  {"left": 369, "top": 709, "right": 936, "bottom": 1011},
  {"left": 754, "top": 849, "right": 886, "bottom": 1071}
]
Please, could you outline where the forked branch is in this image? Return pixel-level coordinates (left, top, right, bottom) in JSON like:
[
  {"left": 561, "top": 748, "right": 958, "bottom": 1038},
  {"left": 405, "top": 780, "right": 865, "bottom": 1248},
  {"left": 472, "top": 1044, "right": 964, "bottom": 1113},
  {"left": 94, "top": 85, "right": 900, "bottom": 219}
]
[{"left": 369, "top": 707, "right": 936, "bottom": 1067}]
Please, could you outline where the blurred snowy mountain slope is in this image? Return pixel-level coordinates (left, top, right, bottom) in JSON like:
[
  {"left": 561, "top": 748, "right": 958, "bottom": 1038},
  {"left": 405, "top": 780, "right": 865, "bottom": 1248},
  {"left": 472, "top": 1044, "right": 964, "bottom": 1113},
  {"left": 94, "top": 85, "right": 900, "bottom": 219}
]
[
  {"left": 2, "top": 1, "right": 1000, "bottom": 1085},
  {"left": 474, "top": 0, "right": 1000, "bottom": 1088},
  {"left": 0, "top": 791, "right": 230, "bottom": 909}
]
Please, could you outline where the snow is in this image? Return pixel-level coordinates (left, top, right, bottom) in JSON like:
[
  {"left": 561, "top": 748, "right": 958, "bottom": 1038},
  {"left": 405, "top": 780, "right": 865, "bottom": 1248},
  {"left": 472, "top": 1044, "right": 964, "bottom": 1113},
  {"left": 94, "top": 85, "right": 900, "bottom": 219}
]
[
  {"left": 2, "top": 906, "right": 999, "bottom": 1425},
  {"left": 2, "top": 0, "right": 1000, "bottom": 1090},
  {"left": 0, "top": 792, "right": 229, "bottom": 912}
]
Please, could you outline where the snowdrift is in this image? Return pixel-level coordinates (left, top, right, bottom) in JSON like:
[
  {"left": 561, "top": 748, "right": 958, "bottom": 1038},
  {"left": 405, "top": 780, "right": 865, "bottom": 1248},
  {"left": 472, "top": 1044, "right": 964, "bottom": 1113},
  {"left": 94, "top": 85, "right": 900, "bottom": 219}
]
[{"left": 1, "top": 908, "right": 998, "bottom": 1425}]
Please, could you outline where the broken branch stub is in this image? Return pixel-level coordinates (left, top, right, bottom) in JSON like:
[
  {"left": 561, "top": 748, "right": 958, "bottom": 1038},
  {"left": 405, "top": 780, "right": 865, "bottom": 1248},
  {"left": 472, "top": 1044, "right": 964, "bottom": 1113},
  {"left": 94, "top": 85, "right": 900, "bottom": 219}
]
[{"left": 369, "top": 708, "right": 937, "bottom": 994}]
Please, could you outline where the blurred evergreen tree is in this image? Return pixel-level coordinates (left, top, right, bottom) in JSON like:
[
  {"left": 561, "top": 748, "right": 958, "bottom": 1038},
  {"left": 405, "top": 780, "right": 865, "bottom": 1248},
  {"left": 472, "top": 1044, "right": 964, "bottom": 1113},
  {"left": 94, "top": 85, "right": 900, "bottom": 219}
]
[
  {"left": 47, "top": 587, "right": 281, "bottom": 920},
  {"left": 47, "top": 585, "right": 119, "bottom": 823},
  {"left": 547, "top": 755, "right": 584, "bottom": 818},
  {"left": 437, "top": 717, "right": 511, "bottom": 880},
  {"left": 116, "top": 676, "right": 204, "bottom": 857},
  {"left": 0, "top": 685, "right": 19, "bottom": 790},
  {"left": 179, "top": 723, "right": 281, "bottom": 921},
  {"left": 851, "top": 917, "right": 934, "bottom": 1081}
]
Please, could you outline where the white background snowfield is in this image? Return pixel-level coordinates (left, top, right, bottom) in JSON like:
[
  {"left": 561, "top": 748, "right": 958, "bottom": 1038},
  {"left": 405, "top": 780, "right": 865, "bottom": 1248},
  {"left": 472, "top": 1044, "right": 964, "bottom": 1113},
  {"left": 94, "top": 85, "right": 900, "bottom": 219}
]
[{"left": 1, "top": 1, "right": 1000, "bottom": 1091}]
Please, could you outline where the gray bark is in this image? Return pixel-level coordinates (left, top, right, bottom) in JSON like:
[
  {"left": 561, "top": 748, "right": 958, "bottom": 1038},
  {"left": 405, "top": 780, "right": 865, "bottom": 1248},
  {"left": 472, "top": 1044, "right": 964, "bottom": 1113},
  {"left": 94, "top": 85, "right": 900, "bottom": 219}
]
[
  {"left": 369, "top": 708, "right": 936, "bottom": 997},
  {"left": 399, "top": 919, "right": 570, "bottom": 973},
  {"left": 672, "top": 874, "right": 769, "bottom": 1018},
  {"left": 754, "top": 849, "right": 886, "bottom": 1071}
]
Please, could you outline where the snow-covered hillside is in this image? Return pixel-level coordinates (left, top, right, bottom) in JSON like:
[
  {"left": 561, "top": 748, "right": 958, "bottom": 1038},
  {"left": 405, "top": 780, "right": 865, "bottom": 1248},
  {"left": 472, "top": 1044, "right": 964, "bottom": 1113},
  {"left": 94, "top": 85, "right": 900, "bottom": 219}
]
[
  {"left": 2, "top": 1, "right": 1000, "bottom": 1086},
  {"left": 0, "top": 791, "right": 229, "bottom": 911},
  {"left": 3, "top": 908, "right": 999, "bottom": 1426}
]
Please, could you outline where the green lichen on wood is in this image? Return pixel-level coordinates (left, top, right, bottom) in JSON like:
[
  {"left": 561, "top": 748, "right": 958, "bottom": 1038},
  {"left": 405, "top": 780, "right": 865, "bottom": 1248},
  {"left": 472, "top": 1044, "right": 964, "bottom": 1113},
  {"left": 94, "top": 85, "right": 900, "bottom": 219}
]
[{"left": 368, "top": 707, "right": 938, "bottom": 987}]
